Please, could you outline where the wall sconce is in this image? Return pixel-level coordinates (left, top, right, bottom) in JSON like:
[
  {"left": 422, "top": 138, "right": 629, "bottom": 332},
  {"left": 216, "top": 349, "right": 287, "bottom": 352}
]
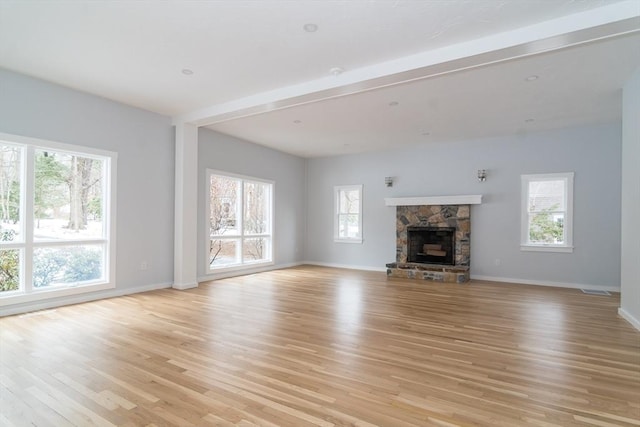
[
  {"left": 385, "top": 177, "right": 394, "bottom": 187},
  {"left": 477, "top": 169, "right": 487, "bottom": 182}
]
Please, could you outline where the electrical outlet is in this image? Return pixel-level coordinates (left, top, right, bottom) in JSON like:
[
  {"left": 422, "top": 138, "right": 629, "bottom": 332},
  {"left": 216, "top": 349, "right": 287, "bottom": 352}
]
[
  {"left": 140, "top": 261, "right": 148, "bottom": 270},
  {"left": 494, "top": 258, "right": 501, "bottom": 266}
]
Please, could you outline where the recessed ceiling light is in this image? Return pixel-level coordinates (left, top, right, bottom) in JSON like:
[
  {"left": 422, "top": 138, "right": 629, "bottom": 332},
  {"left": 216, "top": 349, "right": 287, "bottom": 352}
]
[
  {"left": 389, "top": 101, "right": 399, "bottom": 107},
  {"left": 525, "top": 75, "right": 539, "bottom": 81},
  {"left": 181, "top": 68, "right": 194, "bottom": 75},
  {"left": 303, "top": 23, "right": 318, "bottom": 33},
  {"left": 329, "top": 67, "right": 344, "bottom": 76},
  {"left": 293, "top": 120, "right": 302, "bottom": 124}
]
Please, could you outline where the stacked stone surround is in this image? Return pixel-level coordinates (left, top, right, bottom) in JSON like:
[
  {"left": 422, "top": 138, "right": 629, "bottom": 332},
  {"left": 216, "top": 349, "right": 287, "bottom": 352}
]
[
  {"left": 386, "top": 204, "right": 471, "bottom": 283},
  {"left": 385, "top": 263, "right": 469, "bottom": 283}
]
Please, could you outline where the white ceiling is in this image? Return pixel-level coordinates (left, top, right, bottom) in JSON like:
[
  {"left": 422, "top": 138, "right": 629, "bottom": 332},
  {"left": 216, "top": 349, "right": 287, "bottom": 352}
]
[{"left": 1, "top": 1, "right": 639, "bottom": 157}]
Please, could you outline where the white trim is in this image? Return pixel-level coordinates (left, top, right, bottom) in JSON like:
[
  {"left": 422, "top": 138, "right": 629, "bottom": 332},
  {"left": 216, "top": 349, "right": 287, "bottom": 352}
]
[
  {"left": 105, "top": 155, "right": 117, "bottom": 294},
  {"left": 303, "top": 261, "right": 387, "bottom": 273},
  {"left": 204, "top": 260, "right": 275, "bottom": 275},
  {"left": 618, "top": 308, "right": 640, "bottom": 331},
  {"left": 24, "top": 146, "right": 34, "bottom": 293},
  {"left": 174, "top": 2, "right": 640, "bottom": 128},
  {"left": 198, "top": 262, "right": 303, "bottom": 282},
  {"left": 0, "top": 280, "right": 114, "bottom": 306},
  {"left": 205, "top": 169, "right": 274, "bottom": 273},
  {"left": 521, "top": 172, "right": 574, "bottom": 249},
  {"left": 471, "top": 274, "right": 620, "bottom": 292},
  {"left": 0, "top": 132, "right": 117, "bottom": 306},
  {"left": 334, "top": 184, "right": 363, "bottom": 243},
  {"left": 172, "top": 281, "right": 198, "bottom": 290},
  {"left": 384, "top": 195, "right": 482, "bottom": 206},
  {"left": 0, "top": 132, "right": 119, "bottom": 159},
  {"left": 207, "top": 169, "right": 276, "bottom": 184},
  {"left": 174, "top": 123, "right": 199, "bottom": 290},
  {"left": 0, "top": 281, "right": 172, "bottom": 317},
  {"left": 520, "top": 245, "right": 574, "bottom": 253},
  {"left": 334, "top": 239, "right": 363, "bottom": 244}
]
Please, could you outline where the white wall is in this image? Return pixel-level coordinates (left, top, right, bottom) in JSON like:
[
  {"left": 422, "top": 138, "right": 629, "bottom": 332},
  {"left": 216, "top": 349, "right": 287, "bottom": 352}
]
[
  {"left": 620, "top": 69, "right": 640, "bottom": 328},
  {"left": 306, "top": 123, "right": 622, "bottom": 289},
  {"left": 0, "top": 68, "right": 175, "bottom": 313},
  {"left": 197, "top": 128, "right": 306, "bottom": 279}
]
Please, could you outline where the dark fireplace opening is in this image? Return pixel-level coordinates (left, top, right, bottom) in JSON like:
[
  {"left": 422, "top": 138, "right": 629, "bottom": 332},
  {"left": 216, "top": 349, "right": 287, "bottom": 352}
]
[{"left": 407, "top": 226, "right": 456, "bottom": 265}]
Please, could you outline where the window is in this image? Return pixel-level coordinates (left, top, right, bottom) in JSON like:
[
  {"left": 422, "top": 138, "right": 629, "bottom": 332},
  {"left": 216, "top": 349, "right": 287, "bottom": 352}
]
[
  {"left": 521, "top": 172, "right": 574, "bottom": 253},
  {"left": 334, "top": 185, "right": 363, "bottom": 243},
  {"left": 207, "top": 170, "right": 273, "bottom": 271},
  {"left": 0, "top": 133, "right": 116, "bottom": 305}
]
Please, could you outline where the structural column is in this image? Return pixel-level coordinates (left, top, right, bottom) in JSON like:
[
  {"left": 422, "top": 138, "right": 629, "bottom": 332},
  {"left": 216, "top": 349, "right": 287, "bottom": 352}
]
[
  {"left": 173, "top": 122, "right": 198, "bottom": 289},
  {"left": 619, "top": 69, "right": 640, "bottom": 329}
]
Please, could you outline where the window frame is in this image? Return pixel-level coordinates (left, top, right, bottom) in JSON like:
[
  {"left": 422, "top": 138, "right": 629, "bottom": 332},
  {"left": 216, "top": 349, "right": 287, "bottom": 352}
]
[
  {"left": 520, "top": 172, "right": 574, "bottom": 253},
  {"left": 334, "top": 184, "right": 363, "bottom": 244},
  {"left": 206, "top": 169, "right": 274, "bottom": 273},
  {"left": 0, "top": 132, "right": 117, "bottom": 306}
]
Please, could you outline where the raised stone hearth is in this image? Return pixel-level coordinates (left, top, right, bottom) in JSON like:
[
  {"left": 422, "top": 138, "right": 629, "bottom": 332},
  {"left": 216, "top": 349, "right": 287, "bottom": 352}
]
[
  {"left": 386, "top": 262, "right": 469, "bottom": 283},
  {"left": 386, "top": 203, "right": 472, "bottom": 283}
]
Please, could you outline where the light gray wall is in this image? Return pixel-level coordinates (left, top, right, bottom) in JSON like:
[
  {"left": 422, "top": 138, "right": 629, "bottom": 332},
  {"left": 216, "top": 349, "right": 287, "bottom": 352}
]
[
  {"left": 197, "top": 128, "right": 306, "bottom": 279},
  {"left": 621, "top": 69, "right": 640, "bottom": 325},
  {"left": 0, "top": 66, "right": 627, "bottom": 312},
  {"left": 0, "top": 68, "right": 175, "bottom": 311},
  {"left": 306, "top": 123, "right": 622, "bottom": 289}
]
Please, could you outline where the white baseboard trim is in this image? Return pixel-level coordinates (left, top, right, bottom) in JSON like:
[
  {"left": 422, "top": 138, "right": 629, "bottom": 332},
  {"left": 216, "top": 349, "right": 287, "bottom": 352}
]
[
  {"left": 0, "top": 281, "right": 173, "bottom": 317},
  {"left": 471, "top": 274, "right": 620, "bottom": 292},
  {"left": 302, "top": 261, "right": 387, "bottom": 273},
  {"left": 197, "top": 262, "right": 304, "bottom": 283},
  {"left": 618, "top": 308, "right": 640, "bottom": 331},
  {"left": 172, "top": 282, "right": 198, "bottom": 290}
]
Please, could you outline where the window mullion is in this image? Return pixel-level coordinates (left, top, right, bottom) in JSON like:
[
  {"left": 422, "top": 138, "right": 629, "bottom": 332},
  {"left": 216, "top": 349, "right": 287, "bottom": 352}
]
[
  {"left": 32, "top": 239, "right": 108, "bottom": 247},
  {"left": 23, "top": 146, "right": 35, "bottom": 293}
]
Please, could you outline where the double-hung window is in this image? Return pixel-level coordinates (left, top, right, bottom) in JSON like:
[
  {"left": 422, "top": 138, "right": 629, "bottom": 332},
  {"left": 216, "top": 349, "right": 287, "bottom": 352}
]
[
  {"left": 334, "top": 185, "right": 363, "bottom": 243},
  {"left": 207, "top": 170, "right": 273, "bottom": 271},
  {"left": 0, "top": 133, "right": 116, "bottom": 306},
  {"left": 521, "top": 172, "right": 574, "bottom": 252}
]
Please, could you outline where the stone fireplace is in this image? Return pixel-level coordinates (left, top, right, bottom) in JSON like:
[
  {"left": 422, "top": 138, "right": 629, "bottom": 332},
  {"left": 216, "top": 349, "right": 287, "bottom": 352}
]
[{"left": 385, "top": 195, "right": 481, "bottom": 283}]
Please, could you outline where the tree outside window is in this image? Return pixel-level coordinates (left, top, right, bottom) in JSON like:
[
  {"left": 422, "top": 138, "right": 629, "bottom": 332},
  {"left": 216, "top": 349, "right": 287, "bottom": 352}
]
[
  {"left": 207, "top": 171, "right": 272, "bottom": 271},
  {"left": 0, "top": 136, "right": 113, "bottom": 297},
  {"left": 521, "top": 173, "right": 574, "bottom": 252}
]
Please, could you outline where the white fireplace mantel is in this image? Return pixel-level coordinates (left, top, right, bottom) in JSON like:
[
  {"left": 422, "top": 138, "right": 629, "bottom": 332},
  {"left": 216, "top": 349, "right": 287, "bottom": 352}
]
[{"left": 384, "top": 195, "right": 482, "bottom": 206}]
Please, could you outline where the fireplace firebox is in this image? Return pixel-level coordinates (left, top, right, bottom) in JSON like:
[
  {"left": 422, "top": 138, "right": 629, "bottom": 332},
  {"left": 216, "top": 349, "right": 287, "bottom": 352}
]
[{"left": 407, "top": 226, "right": 455, "bottom": 265}]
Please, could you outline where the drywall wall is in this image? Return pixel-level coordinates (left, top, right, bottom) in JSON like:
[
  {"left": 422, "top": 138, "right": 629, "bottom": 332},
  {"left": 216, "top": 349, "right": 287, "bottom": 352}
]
[
  {"left": 306, "top": 123, "right": 622, "bottom": 289},
  {"left": 197, "top": 128, "right": 306, "bottom": 279},
  {"left": 620, "top": 69, "right": 640, "bottom": 328},
  {"left": 0, "top": 68, "right": 175, "bottom": 313}
]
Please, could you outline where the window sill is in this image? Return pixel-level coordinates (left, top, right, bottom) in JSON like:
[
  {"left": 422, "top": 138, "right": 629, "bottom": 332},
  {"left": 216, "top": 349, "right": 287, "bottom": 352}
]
[
  {"left": 520, "top": 245, "right": 574, "bottom": 253},
  {"left": 0, "top": 281, "right": 115, "bottom": 306},
  {"left": 208, "top": 260, "right": 274, "bottom": 274},
  {"left": 334, "top": 238, "right": 363, "bottom": 244}
]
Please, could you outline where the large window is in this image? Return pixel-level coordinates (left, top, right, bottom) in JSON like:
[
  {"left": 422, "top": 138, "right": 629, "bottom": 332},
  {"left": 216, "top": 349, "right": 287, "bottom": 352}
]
[
  {"left": 0, "top": 133, "right": 116, "bottom": 305},
  {"left": 207, "top": 170, "right": 273, "bottom": 271},
  {"left": 521, "top": 172, "right": 574, "bottom": 253},
  {"left": 334, "top": 185, "right": 363, "bottom": 243}
]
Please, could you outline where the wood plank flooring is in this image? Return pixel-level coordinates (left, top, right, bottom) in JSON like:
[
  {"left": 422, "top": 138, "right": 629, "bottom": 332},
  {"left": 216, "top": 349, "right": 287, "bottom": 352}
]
[{"left": 1, "top": 265, "right": 639, "bottom": 426}]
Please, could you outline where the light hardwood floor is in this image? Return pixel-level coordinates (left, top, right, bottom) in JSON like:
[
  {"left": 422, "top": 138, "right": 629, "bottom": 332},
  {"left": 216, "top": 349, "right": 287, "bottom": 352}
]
[{"left": 1, "top": 266, "right": 639, "bottom": 426}]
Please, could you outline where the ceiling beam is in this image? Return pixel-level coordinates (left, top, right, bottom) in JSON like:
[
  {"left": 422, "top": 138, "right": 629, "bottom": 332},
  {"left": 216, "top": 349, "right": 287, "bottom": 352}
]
[{"left": 172, "top": 1, "right": 640, "bottom": 127}]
